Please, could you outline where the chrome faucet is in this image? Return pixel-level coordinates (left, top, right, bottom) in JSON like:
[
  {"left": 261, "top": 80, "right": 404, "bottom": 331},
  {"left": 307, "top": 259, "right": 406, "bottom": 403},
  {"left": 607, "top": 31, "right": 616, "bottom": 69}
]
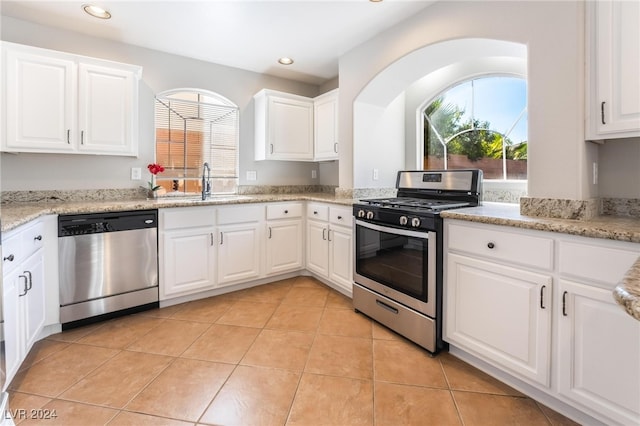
[{"left": 201, "top": 162, "right": 211, "bottom": 200}]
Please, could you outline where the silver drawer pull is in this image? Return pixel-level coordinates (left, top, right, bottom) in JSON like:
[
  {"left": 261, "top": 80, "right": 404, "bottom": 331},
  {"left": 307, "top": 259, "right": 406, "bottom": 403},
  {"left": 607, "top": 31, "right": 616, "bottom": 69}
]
[
  {"left": 487, "top": 242, "right": 495, "bottom": 249},
  {"left": 34, "top": 235, "right": 43, "bottom": 241},
  {"left": 3, "top": 254, "right": 14, "bottom": 262},
  {"left": 376, "top": 299, "right": 398, "bottom": 314}
]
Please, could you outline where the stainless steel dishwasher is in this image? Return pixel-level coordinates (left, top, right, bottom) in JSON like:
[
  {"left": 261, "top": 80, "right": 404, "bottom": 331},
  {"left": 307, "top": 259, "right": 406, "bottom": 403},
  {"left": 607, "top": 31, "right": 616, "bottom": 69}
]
[{"left": 58, "top": 209, "right": 159, "bottom": 328}]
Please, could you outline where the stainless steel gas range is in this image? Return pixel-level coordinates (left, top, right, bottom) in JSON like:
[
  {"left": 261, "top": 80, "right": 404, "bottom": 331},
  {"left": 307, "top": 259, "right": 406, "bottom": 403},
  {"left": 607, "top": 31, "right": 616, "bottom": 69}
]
[{"left": 352, "top": 169, "right": 483, "bottom": 354}]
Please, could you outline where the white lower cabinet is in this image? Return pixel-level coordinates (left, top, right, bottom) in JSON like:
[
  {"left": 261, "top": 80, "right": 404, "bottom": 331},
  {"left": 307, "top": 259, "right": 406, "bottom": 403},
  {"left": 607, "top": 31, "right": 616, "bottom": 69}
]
[
  {"left": 216, "top": 205, "right": 263, "bottom": 286},
  {"left": 445, "top": 219, "right": 640, "bottom": 425},
  {"left": 557, "top": 279, "right": 640, "bottom": 425},
  {"left": 265, "top": 203, "right": 304, "bottom": 275},
  {"left": 1, "top": 219, "right": 48, "bottom": 390},
  {"left": 159, "top": 207, "right": 216, "bottom": 300},
  {"left": 306, "top": 203, "right": 353, "bottom": 295},
  {"left": 447, "top": 253, "right": 552, "bottom": 386}
]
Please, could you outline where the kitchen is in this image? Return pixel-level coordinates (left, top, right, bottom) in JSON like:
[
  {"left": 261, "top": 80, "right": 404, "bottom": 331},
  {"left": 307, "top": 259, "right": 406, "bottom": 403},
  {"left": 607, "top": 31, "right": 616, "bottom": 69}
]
[{"left": 1, "top": 0, "right": 639, "bottom": 425}]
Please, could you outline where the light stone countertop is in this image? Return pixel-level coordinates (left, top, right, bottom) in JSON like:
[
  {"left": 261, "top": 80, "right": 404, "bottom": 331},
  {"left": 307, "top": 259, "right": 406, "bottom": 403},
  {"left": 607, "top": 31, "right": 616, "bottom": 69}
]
[
  {"left": 441, "top": 202, "right": 640, "bottom": 322},
  {"left": 0, "top": 193, "right": 356, "bottom": 233}
]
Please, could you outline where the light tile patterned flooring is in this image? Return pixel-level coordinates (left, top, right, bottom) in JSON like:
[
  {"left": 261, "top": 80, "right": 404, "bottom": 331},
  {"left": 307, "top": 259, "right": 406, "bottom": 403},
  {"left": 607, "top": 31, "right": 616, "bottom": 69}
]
[{"left": 8, "top": 276, "right": 579, "bottom": 425}]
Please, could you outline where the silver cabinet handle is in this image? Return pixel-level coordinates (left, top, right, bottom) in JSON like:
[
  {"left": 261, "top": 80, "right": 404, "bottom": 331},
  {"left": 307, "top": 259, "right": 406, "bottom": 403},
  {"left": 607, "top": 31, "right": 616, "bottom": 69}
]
[
  {"left": 539, "top": 285, "right": 546, "bottom": 309},
  {"left": 487, "top": 242, "right": 495, "bottom": 249},
  {"left": 313, "top": 211, "right": 318, "bottom": 215},
  {"left": 601, "top": 101, "right": 606, "bottom": 125},
  {"left": 562, "top": 291, "right": 568, "bottom": 316},
  {"left": 3, "top": 254, "right": 14, "bottom": 262},
  {"left": 18, "top": 274, "right": 28, "bottom": 297},
  {"left": 270, "top": 144, "right": 273, "bottom": 154},
  {"left": 210, "top": 233, "right": 214, "bottom": 246},
  {"left": 322, "top": 228, "right": 327, "bottom": 240},
  {"left": 67, "top": 129, "right": 71, "bottom": 144},
  {"left": 220, "top": 232, "right": 224, "bottom": 245},
  {"left": 334, "top": 143, "right": 338, "bottom": 153},
  {"left": 328, "top": 229, "right": 332, "bottom": 242},
  {"left": 24, "top": 270, "right": 33, "bottom": 291},
  {"left": 34, "top": 235, "right": 42, "bottom": 241},
  {"left": 268, "top": 227, "right": 272, "bottom": 239},
  {"left": 81, "top": 130, "right": 85, "bottom": 145}
]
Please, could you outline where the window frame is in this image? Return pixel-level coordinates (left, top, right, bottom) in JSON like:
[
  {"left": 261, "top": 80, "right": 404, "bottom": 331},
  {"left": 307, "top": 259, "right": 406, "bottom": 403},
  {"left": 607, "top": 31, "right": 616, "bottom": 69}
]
[{"left": 154, "top": 88, "right": 239, "bottom": 196}]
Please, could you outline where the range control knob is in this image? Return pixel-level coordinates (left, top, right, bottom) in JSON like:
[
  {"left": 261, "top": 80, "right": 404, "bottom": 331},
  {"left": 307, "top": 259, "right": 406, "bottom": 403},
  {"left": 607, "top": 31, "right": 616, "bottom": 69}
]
[
  {"left": 357, "top": 209, "right": 366, "bottom": 218},
  {"left": 411, "top": 217, "right": 421, "bottom": 228},
  {"left": 399, "top": 216, "right": 408, "bottom": 226},
  {"left": 366, "top": 211, "right": 374, "bottom": 220}
]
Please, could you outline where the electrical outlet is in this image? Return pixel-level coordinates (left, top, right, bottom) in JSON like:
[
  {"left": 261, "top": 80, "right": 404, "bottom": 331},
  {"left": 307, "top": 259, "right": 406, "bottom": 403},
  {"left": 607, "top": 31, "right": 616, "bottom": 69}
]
[
  {"left": 311, "top": 169, "right": 317, "bottom": 179},
  {"left": 593, "top": 162, "right": 598, "bottom": 185},
  {"left": 373, "top": 168, "right": 379, "bottom": 180},
  {"left": 131, "top": 167, "right": 142, "bottom": 180},
  {"left": 246, "top": 170, "right": 257, "bottom": 181}
]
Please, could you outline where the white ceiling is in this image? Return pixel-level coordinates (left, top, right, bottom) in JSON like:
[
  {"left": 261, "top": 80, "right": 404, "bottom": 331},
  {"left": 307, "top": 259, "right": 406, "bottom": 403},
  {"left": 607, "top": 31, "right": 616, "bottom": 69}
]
[{"left": 0, "top": 0, "right": 435, "bottom": 85}]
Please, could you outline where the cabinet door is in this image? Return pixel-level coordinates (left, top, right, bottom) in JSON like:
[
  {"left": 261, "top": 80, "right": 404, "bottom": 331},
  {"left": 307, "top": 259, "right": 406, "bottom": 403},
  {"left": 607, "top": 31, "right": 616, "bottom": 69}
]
[
  {"left": 3, "top": 270, "right": 22, "bottom": 389},
  {"left": 590, "top": 0, "right": 640, "bottom": 137},
  {"left": 314, "top": 90, "right": 338, "bottom": 160},
  {"left": 161, "top": 228, "right": 215, "bottom": 299},
  {"left": 21, "top": 250, "right": 45, "bottom": 352},
  {"left": 446, "top": 253, "right": 552, "bottom": 386},
  {"left": 217, "top": 224, "right": 261, "bottom": 285},
  {"left": 306, "top": 220, "right": 329, "bottom": 277},
  {"left": 329, "top": 225, "right": 352, "bottom": 293},
  {"left": 557, "top": 280, "right": 640, "bottom": 425},
  {"left": 266, "top": 220, "right": 303, "bottom": 275},
  {"left": 5, "top": 47, "right": 76, "bottom": 152},
  {"left": 78, "top": 63, "right": 137, "bottom": 156},
  {"left": 267, "top": 95, "right": 313, "bottom": 160}
]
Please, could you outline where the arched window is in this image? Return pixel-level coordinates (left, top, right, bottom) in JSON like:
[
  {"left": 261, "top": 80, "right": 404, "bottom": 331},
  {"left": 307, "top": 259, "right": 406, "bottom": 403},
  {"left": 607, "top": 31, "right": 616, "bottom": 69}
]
[
  {"left": 423, "top": 76, "right": 527, "bottom": 180},
  {"left": 154, "top": 89, "right": 239, "bottom": 195}
]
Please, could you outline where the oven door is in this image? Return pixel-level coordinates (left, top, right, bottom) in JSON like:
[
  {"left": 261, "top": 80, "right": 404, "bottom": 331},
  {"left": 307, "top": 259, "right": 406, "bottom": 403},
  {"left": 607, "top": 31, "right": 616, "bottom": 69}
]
[{"left": 354, "top": 219, "right": 436, "bottom": 317}]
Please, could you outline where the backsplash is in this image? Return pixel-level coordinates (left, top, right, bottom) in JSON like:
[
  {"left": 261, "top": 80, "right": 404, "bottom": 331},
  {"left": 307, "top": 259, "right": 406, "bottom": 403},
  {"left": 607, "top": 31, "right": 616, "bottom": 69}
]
[
  {"left": 1, "top": 185, "right": 339, "bottom": 204},
  {"left": 520, "top": 197, "right": 600, "bottom": 220},
  {"left": 602, "top": 198, "right": 640, "bottom": 217}
]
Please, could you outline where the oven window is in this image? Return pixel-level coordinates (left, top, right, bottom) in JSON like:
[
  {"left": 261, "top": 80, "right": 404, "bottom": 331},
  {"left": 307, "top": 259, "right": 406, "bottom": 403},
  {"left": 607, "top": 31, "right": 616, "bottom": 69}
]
[{"left": 355, "top": 224, "right": 428, "bottom": 301}]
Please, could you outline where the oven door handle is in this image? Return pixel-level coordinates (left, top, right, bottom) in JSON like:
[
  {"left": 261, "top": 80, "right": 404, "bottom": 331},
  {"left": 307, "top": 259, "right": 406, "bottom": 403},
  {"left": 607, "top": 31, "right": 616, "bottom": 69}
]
[{"left": 355, "top": 219, "right": 430, "bottom": 239}]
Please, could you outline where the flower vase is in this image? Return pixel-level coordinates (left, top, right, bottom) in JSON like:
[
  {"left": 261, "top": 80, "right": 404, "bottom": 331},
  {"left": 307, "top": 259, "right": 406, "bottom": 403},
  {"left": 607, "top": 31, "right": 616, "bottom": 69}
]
[{"left": 147, "top": 189, "right": 158, "bottom": 200}]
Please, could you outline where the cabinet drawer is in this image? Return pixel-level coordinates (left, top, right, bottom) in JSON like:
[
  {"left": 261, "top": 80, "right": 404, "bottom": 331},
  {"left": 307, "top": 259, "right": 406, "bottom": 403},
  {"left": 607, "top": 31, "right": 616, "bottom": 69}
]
[
  {"left": 307, "top": 203, "right": 329, "bottom": 221},
  {"left": 329, "top": 206, "right": 352, "bottom": 227},
  {"left": 2, "top": 232, "right": 22, "bottom": 273},
  {"left": 266, "top": 203, "right": 302, "bottom": 220},
  {"left": 448, "top": 222, "right": 554, "bottom": 270},
  {"left": 559, "top": 240, "right": 639, "bottom": 286},
  {"left": 217, "top": 204, "right": 263, "bottom": 225},
  {"left": 162, "top": 207, "right": 215, "bottom": 230},
  {"left": 22, "top": 220, "right": 45, "bottom": 257}
]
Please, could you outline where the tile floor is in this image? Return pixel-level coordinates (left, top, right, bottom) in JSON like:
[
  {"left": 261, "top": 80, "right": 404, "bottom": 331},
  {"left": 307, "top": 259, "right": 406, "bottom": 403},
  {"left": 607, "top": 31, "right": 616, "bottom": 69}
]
[{"left": 8, "top": 276, "right": 580, "bottom": 425}]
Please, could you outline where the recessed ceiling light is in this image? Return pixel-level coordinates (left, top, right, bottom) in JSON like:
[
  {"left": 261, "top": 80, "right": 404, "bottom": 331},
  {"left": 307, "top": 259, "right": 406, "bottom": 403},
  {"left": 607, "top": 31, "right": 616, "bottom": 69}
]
[
  {"left": 82, "top": 4, "right": 111, "bottom": 19},
  {"left": 278, "top": 57, "right": 294, "bottom": 65}
]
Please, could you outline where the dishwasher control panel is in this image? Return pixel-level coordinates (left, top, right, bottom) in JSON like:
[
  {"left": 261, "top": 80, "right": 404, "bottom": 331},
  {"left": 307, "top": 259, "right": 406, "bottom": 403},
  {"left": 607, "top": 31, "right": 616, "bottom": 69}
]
[{"left": 58, "top": 209, "right": 158, "bottom": 237}]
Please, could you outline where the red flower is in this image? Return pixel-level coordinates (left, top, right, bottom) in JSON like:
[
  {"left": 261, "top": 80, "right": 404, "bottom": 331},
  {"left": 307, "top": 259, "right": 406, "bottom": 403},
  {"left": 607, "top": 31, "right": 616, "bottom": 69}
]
[
  {"left": 147, "top": 163, "right": 165, "bottom": 175},
  {"left": 147, "top": 163, "right": 164, "bottom": 191}
]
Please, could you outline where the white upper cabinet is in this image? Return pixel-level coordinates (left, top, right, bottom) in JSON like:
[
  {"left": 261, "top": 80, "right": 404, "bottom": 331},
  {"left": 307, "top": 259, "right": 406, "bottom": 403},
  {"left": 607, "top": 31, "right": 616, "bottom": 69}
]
[
  {"left": 313, "top": 89, "right": 339, "bottom": 161},
  {"left": 2, "top": 42, "right": 141, "bottom": 156},
  {"left": 254, "top": 88, "right": 339, "bottom": 161},
  {"left": 586, "top": 0, "right": 640, "bottom": 139},
  {"left": 254, "top": 89, "right": 314, "bottom": 161}
]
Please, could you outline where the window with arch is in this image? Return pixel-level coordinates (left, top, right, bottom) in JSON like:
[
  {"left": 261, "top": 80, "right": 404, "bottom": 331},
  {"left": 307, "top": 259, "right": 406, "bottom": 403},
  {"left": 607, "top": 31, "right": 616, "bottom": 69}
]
[
  {"left": 423, "top": 76, "right": 527, "bottom": 180},
  {"left": 154, "top": 89, "right": 239, "bottom": 195}
]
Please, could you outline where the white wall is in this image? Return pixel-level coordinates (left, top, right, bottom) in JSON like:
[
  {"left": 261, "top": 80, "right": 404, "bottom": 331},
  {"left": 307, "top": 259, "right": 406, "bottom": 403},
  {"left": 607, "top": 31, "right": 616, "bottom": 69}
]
[
  {"left": 599, "top": 138, "right": 640, "bottom": 198},
  {"left": 338, "top": 1, "right": 595, "bottom": 200},
  {"left": 0, "top": 16, "right": 323, "bottom": 191}
]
